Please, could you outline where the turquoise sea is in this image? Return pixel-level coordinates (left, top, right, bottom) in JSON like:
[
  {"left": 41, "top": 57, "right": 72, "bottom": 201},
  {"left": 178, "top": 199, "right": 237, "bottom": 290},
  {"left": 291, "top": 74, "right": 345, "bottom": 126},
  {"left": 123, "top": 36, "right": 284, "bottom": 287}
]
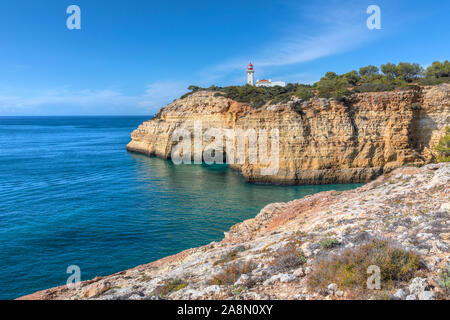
[{"left": 0, "top": 116, "right": 361, "bottom": 299}]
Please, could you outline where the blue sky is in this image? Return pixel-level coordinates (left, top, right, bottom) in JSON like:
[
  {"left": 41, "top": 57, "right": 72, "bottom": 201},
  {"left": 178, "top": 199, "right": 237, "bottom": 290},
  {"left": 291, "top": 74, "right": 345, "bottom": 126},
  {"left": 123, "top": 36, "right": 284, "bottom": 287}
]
[{"left": 0, "top": 0, "right": 448, "bottom": 116}]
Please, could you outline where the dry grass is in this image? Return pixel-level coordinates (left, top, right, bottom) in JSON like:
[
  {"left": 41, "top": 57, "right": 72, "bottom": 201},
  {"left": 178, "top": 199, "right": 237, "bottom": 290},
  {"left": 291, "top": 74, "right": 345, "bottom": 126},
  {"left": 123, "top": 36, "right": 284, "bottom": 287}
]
[
  {"left": 308, "top": 239, "right": 421, "bottom": 293},
  {"left": 151, "top": 279, "right": 187, "bottom": 296},
  {"left": 271, "top": 245, "right": 307, "bottom": 271},
  {"left": 439, "top": 269, "right": 450, "bottom": 290},
  {"left": 213, "top": 250, "right": 239, "bottom": 266},
  {"left": 209, "top": 260, "right": 256, "bottom": 286}
]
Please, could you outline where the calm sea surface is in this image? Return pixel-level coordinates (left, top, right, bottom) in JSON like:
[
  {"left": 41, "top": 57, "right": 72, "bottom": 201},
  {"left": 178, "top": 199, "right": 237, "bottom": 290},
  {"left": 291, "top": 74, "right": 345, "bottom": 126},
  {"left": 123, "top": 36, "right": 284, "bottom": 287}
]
[{"left": 0, "top": 116, "right": 361, "bottom": 299}]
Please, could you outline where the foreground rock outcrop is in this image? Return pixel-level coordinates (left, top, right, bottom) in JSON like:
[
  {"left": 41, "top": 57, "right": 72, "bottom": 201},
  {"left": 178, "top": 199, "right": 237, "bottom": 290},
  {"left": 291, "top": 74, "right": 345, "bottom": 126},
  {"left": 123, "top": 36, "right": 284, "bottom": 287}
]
[
  {"left": 127, "top": 84, "right": 449, "bottom": 184},
  {"left": 19, "top": 163, "right": 449, "bottom": 300}
]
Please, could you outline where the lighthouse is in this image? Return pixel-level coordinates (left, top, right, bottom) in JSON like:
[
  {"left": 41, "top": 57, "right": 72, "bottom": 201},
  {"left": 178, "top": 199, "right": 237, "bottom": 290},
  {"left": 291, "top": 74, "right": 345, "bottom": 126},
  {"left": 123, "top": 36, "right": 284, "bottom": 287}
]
[{"left": 246, "top": 62, "right": 255, "bottom": 86}]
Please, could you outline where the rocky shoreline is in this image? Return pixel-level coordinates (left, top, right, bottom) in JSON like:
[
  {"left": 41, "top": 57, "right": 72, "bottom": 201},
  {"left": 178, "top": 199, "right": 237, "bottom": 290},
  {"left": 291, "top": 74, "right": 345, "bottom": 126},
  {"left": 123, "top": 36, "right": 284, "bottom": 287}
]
[
  {"left": 19, "top": 163, "right": 449, "bottom": 300},
  {"left": 127, "top": 84, "right": 449, "bottom": 185}
]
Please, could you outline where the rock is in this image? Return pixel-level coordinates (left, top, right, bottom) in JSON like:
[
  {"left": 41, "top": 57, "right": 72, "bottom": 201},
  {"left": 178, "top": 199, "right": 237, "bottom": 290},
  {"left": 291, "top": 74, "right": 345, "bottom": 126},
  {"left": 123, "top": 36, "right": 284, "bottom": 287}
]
[
  {"left": 327, "top": 283, "right": 338, "bottom": 295},
  {"left": 405, "top": 294, "right": 417, "bottom": 300},
  {"left": 426, "top": 164, "right": 441, "bottom": 170},
  {"left": 440, "top": 203, "right": 450, "bottom": 211},
  {"left": 263, "top": 273, "right": 296, "bottom": 286},
  {"left": 441, "top": 233, "right": 450, "bottom": 241},
  {"left": 293, "top": 267, "right": 304, "bottom": 277},
  {"left": 83, "top": 282, "right": 111, "bottom": 299},
  {"left": 418, "top": 291, "right": 435, "bottom": 300},
  {"left": 435, "top": 241, "right": 448, "bottom": 251},
  {"left": 395, "top": 226, "right": 408, "bottom": 233},
  {"left": 335, "top": 290, "right": 344, "bottom": 297},
  {"left": 184, "top": 289, "right": 204, "bottom": 299},
  {"left": 203, "top": 285, "right": 222, "bottom": 295},
  {"left": 392, "top": 289, "right": 408, "bottom": 300},
  {"left": 127, "top": 85, "right": 450, "bottom": 185},
  {"left": 235, "top": 274, "right": 250, "bottom": 286},
  {"left": 278, "top": 273, "right": 297, "bottom": 283},
  {"left": 409, "top": 278, "right": 429, "bottom": 296}
]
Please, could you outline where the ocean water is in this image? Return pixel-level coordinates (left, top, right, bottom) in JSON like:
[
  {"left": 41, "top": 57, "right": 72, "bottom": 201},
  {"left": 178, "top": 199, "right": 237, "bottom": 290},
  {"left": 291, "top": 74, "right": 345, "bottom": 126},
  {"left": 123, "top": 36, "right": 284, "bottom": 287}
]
[{"left": 0, "top": 116, "right": 361, "bottom": 299}]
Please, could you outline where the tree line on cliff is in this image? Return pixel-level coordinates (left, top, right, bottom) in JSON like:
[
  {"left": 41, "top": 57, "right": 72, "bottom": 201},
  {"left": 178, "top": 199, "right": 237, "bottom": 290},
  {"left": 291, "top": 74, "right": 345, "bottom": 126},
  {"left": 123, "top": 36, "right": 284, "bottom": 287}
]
[{"left": 182, "top": 60, "right": 449, "bottom": 108}]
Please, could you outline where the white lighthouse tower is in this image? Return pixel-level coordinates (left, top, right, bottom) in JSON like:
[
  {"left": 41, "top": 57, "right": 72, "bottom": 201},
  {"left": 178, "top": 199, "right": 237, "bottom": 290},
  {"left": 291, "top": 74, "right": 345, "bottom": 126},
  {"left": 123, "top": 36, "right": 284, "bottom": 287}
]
[{"left": 246, "top": 62, "right": 255, "bottom": 86}]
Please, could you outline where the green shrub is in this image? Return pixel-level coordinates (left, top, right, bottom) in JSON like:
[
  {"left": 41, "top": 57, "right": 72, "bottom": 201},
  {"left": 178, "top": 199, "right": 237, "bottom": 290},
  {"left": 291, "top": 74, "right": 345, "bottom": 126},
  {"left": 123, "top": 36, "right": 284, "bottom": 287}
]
[
  {"left": 435, "top": 126, "right": 450, "bottom": 162},
  {"left": 320, "top": 237, "right": 340, "bottom": 249},
  {"left": 197, "top": 83, "right": 315, "bottom": 108},
  {"left": 439, "top": 269, "right": 450, "bottom": 290},
  {"left": 425, "top": 60, "right": 450, "bottom": 79},
  {"left": 343, "top": 70, "right": 361, "bottom": 85},
  {"left": 228, "top": 285, "right": 245, "bottom": 296},
  {"left": 396, "top": 62, "right": 424, "bottom": 82},
  {"left": 308, "top": 240, "right": 420, "bottom": 292},
  {"left": 213, "top": 249, "right": 239, "bottom": 266},
  {"left": 314, "top": 73, "right": 351, "bottom": 100},
  {"left": 418, "top": 76, "right": 450, "bottom": 86},
  {"left": 294, "top": 85, "right": 314, "bottom": 100}
]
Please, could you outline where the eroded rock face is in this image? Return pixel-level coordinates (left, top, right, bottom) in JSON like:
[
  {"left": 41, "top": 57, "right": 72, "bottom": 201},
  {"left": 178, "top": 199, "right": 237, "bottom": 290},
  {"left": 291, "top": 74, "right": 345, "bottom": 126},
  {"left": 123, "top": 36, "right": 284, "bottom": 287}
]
[
  {"left": 18, "top": 163, "right": 450, "bottom": 300},
  {"left": 127, "top": 84, "right": 450, "bottom": 184}
]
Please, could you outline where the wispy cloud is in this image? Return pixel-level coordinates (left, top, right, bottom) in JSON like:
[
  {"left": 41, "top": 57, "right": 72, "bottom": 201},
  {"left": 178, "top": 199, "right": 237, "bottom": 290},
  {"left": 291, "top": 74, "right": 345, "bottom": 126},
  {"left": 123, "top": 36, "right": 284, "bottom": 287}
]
[
  {"left": 211, "top": 29, "right": 370, "bottom": 73},
  {"left": 204, "top": 1, "right": 378, "bottom": 81},
  {"left": 0, "top": 81, "right": 189, "bottom": 116},
  {"left": 138, "top": 81, "right": 188, "bottom": 107}
]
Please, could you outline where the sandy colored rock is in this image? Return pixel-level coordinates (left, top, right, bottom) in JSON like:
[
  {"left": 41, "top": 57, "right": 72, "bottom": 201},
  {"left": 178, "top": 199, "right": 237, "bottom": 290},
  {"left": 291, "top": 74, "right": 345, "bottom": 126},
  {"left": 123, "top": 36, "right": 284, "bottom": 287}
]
[{"left": 127, "top": 84, "right": 449, "bottom": 184}]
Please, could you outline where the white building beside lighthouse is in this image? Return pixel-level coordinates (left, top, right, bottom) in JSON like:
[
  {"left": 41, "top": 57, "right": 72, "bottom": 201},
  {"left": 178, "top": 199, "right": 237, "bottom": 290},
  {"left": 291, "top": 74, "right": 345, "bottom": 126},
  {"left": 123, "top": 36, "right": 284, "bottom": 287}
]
[
  {"left": 255, "top": 79, "right": 286, "bottom": 87},
  {"left": 246, "top": 62, "right": 285, "bottom": 87}
]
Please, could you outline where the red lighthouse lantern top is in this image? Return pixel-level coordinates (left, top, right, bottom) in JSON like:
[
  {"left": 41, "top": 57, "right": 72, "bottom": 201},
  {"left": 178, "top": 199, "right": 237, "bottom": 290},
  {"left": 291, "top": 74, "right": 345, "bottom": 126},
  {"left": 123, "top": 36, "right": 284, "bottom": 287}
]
[{"left": 247, "top": 62, "right": 253, "bottom": 71}]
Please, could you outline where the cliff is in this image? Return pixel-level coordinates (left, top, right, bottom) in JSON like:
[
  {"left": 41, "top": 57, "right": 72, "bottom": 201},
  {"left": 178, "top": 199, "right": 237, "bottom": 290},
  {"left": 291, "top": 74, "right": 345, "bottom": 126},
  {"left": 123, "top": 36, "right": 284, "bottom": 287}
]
[
  {"left": 19, "top": 163, "right": 449, "bottom": 300},
  {"left": 127, "top": 84, "right": 450, "bottom": 184}
]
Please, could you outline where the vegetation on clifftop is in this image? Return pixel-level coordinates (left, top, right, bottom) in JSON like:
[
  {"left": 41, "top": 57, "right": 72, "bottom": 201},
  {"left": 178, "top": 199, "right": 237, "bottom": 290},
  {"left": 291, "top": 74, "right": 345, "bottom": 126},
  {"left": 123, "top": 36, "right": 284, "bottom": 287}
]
[
  {"left": 181, "top": 60, "right": 450, "bottom": 108},
  {"left": 435, "top": 126, "right": 450, "bottom": 162},
  {"left": 308, "top": 239, "right": 421, "bottom": 294}
]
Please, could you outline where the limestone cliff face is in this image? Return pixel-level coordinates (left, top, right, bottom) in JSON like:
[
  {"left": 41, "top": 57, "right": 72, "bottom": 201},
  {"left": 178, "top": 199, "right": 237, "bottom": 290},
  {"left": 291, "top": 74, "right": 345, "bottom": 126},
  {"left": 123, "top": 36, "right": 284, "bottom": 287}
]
[{"left": 127, "top": 84, "right": 450, "bottom": 184}]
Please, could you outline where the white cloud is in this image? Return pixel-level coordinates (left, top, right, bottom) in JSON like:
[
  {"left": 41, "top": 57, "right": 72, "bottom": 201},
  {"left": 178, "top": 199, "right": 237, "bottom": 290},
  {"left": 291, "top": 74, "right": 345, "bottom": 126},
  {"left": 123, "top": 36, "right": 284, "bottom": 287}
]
[
  {"left": 0, "top": 82, "right": 189, "bottom": 115},
  {"left": 204, "top": 2, "right": 378, "bottom": 80},
  {"left": 255, "top": 27, "right": 370, "bottom": 67},
  {"left": 138, "top": 81, "right": 188, "bottom": 107}
]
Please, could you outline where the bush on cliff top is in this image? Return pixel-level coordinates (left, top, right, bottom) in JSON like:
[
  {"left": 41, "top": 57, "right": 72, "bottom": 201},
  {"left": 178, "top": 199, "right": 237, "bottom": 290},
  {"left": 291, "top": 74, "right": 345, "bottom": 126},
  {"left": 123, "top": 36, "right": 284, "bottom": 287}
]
[
  {"left": 184, "top": 84, "right": 314, "bottom": 109},
  {"left": 181, "top": 60, "right": 449, "bottom": 107}
]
